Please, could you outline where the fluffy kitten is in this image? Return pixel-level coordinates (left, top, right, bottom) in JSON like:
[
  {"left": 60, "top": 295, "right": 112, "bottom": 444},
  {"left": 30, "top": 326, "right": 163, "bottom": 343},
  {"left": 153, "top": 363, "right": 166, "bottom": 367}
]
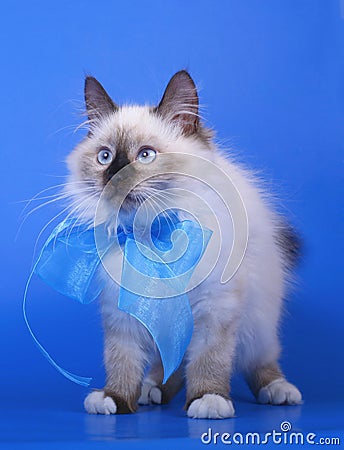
[{"left": 65, "top": 71, "right": 302, "bottom": 418}]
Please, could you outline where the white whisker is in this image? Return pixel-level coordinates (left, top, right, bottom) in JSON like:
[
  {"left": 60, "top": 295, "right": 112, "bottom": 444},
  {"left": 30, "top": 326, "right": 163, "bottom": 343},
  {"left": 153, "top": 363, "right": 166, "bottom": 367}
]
[
  {"left": 63, "top": 193, "right": 99, "bottom": 246},
  {"left": 30, "top": 196, "right": 89, "bottom": 265}
]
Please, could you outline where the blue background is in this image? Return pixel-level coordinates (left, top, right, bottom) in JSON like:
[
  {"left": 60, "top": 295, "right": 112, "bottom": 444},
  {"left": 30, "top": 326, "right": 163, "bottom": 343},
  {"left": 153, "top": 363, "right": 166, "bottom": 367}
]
[{"left": 0, "top": 1, "right": 343, "bottom": 448}]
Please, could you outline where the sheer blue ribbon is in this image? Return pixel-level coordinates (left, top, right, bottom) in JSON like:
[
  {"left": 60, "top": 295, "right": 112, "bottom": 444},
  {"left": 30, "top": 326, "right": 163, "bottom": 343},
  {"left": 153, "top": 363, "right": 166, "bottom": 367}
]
[{"left": 24, "top": 215, "right": 212, "bottom": 386}]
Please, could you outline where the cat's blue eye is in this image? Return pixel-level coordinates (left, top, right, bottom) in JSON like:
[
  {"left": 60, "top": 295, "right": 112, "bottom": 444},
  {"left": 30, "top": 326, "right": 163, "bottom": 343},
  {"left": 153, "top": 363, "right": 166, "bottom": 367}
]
[
  {"left": 137, "top": 147, "right": 157, "bottom": 164},
  {"left": 97, "top": 148, "right": 113, "bottom": 165}
]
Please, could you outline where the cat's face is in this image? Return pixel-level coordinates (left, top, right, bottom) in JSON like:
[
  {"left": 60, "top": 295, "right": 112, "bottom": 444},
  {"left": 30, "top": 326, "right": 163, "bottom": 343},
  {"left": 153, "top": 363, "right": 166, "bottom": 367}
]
[{"left": 65, "top": 71, "right": 213, "bottom": 226}]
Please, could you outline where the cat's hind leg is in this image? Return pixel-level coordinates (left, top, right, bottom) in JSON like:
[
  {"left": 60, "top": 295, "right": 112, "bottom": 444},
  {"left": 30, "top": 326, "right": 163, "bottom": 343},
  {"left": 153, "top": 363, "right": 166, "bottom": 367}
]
[
  {"left": 245, "top": 363, "right": 302, "bottom": 405},
  {"left": 138, "top": 360, "right": 184, "bottom": 405},
  {"left": 239, "top": 319, "right": 302, "bottom": 405}
]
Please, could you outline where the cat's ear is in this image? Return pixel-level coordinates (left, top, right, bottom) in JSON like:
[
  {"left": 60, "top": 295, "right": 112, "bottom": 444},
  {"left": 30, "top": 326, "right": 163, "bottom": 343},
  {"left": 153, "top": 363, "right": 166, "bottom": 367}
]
[
  {"left": 156, "top": 70, "right": 199, "bottom": 136},
  {"left": 84, "top": 76, "right": 118, "bottom": 123}
]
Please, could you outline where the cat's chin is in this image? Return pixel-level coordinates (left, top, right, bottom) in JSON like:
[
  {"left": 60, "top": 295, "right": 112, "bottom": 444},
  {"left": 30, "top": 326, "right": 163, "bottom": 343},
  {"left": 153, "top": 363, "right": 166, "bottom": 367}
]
[{"left": 117, "top": 194, "right": 142, "bottom": 213}]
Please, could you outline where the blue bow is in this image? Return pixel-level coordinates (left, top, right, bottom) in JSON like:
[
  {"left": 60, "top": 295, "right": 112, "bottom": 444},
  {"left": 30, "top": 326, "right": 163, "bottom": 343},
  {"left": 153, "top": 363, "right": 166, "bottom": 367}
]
[{"left": 24, "top": 214, "right": 212, "bottom": 386}]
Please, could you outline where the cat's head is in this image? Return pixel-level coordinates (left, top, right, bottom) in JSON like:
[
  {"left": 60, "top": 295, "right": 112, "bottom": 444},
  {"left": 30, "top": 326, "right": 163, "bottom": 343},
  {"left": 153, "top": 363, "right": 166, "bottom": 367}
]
[{"left": 66, "top": 71, "right": 214, "bottom": 226}]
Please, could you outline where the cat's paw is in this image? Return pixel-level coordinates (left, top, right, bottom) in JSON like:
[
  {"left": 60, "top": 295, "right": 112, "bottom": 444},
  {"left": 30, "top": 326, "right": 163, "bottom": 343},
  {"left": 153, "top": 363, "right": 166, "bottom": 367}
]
[
  {"left": 138, "top": 381, "right": 162, "bottom": 405},
  {"left": 258, "top": 378, "right": 302, "bottom": 405},
  {"left": 84, "top": 390, "right": 117, "bottom": 414},
  {"left": 187, "top": 394, "right": 235, "bottom": 419}
]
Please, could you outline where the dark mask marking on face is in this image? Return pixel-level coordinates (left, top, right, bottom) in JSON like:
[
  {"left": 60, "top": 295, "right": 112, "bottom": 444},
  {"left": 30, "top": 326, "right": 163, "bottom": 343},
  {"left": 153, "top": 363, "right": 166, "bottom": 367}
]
[{"left": 103, "top": 151, "right": 131, "bottom": 185}]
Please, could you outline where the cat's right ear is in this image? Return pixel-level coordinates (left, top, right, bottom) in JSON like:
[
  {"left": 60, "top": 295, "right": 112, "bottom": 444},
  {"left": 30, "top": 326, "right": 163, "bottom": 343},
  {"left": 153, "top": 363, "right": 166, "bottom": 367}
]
[{"left": 84, "top": 76, "right": 118, "bottom": 124}]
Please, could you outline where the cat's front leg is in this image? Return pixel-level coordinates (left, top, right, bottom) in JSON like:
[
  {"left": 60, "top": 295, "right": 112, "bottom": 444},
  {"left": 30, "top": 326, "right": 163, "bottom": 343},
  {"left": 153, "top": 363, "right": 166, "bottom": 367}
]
[
  {"left": 185, "top": 305, "right": 239, "bottom": 419},
  {"left": 84, "top": 310, "right": 150, "bottom": 415}
]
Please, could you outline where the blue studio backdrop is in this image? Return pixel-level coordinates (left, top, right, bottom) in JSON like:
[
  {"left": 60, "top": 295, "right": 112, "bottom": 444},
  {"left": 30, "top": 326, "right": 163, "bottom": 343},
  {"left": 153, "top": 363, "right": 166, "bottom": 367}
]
[{"left": 0, "top": 1, "right": 343, "bottom": 449}]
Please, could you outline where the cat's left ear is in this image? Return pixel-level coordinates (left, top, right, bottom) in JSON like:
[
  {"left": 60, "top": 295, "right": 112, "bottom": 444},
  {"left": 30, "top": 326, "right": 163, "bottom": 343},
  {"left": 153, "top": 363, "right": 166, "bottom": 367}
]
[
  {"left": 84, "top": 76, "right": 118, "bottom": 123},
  {"left": 156, "top": 70, "right": 199, "bottom": 136}
]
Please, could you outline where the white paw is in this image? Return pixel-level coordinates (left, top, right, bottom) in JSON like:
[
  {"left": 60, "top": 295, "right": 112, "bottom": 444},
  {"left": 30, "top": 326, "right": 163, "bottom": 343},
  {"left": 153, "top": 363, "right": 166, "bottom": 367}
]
[
  {"left": 187, "top": 394, "right": 235, "bottom": 419},
  {"left": 138, "top": 380, "right": 162, "bottom": 405},
  {"left": 84, "top": 390, "right": 117, "bottom": 415},
  {"left": 258, "top": 378, "right": 302, "bottom": 405}
]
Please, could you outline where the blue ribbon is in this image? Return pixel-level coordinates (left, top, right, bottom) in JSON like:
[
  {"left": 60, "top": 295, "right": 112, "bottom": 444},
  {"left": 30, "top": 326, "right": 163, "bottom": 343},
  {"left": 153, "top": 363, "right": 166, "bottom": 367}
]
[{"left": 24, "top": 215, "right": 212, "bottom": 386}]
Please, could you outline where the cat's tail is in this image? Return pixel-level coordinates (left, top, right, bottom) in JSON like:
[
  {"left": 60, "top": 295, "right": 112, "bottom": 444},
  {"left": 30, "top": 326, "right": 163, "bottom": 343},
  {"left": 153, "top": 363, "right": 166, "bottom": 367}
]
[{"left": 276, "top": 221, "right": 302, "bottom": 269}]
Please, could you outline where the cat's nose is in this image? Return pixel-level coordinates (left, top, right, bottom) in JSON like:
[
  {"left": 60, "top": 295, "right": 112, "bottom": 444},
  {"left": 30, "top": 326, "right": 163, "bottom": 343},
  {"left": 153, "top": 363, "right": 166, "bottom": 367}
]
[{"left": 104, "top": 152, "right": 131, "bottom": 183}]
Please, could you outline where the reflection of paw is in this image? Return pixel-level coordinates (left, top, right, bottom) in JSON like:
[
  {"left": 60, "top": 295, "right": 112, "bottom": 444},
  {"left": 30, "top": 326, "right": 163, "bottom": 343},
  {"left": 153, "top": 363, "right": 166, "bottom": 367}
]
[
  {"left": 84, "top": 390, "right": 117, "bottom": 414},
  {"left": 187, "top": 394, "right": 235, "bottom": 419},
  {"left": 138, "top": 381, "right": 162, "bottom": 405},
  {"left": 258, "top": 378, "right": 302, "bottom": 405}
]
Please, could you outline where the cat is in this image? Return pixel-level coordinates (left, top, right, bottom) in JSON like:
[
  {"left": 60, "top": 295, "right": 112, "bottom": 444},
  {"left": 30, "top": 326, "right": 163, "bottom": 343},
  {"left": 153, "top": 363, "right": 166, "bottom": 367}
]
[{"left": 64, "top": 70, "right": 302, "bottom": 418}]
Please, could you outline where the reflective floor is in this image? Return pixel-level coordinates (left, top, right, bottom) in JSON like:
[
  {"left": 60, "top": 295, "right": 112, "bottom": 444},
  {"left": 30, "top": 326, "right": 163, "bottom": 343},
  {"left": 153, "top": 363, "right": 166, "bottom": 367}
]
[{"left": 1, "top": 384, "right": 342, "bottom": 449}]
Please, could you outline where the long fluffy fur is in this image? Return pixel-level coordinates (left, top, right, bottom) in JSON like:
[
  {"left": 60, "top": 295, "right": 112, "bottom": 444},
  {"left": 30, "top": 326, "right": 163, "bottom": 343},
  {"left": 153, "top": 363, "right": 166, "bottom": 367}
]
[{"left": 65, "top": 72, "right": 302, "bottom": 417}]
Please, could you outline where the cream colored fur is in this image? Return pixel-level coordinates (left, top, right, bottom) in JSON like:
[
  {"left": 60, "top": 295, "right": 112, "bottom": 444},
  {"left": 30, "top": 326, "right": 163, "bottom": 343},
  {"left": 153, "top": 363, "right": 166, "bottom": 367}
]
[{"left": 66, "top": 74, "right": 301, "bottom": 418}]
